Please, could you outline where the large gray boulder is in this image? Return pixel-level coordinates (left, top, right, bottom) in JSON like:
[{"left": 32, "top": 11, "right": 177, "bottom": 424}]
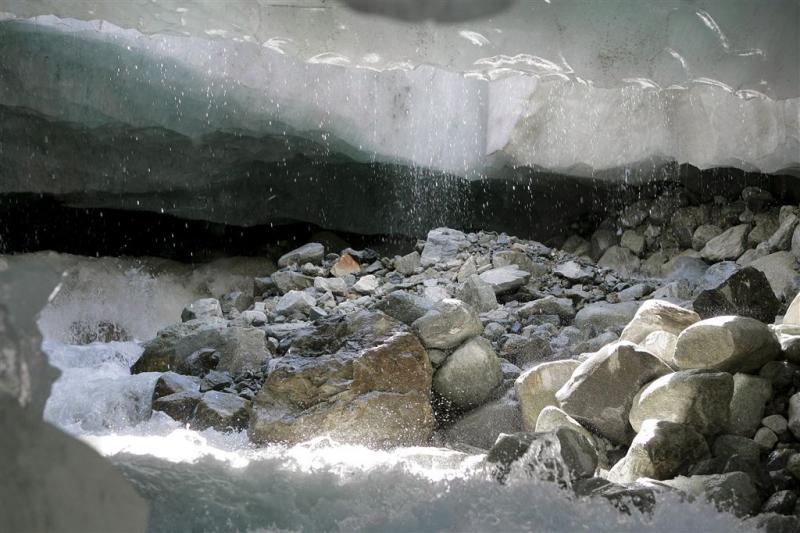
[
  {"left": 192, "top": 391, "right": 250, "bottom": 431},
  {"left": 420, "top": 227, "right": 469, "bottom": 267},
  {"left": 700, "top": 224, "right": 749, "bottom": 262},
  {"left": 180, "top": 298, "right": 223, "bottom": 322},
  {"left": 629, "top": 370, "right": 734, "bottom": 435},
  {"left": 607, "top": 419, "right": 710, "bottom": 484},
  {"left": 555, "top": 341, "right": 672, "bottom": 444},
  {"left": 275, "top": 290, "right": 315, "bottom": 317},
  {"left": 515, "top": 360, "right": 580, "bottom": 431},
  {"left": 574, "top": 301, "right": 641, "bottom": 335},
  {"left": 725, "top": 373, "right": 772, "bottom": 437},
  {"left": 673, "top": 316, "right": 780, "bottom": 373},
  {"left": 619, "top": 299, "right": 700, "bottom": 344},
  {"left": 249, "top": 311, "right": 434, "bottom": 446},
  {"left": 693, "top": 266, "right": 780, "bottom": 323},
  {"left": 749, "top": 251, "right": 800, "bottom": 301},
  {"left": 412, "top": 298, "right": 483, "bottom": 350},
  {"left": 456, "top": 274, "right": 498, "bottom": 313},
  {"left": 597, "top": 246, "right": 640, "bottom": 277},
  {"left": 478, "top": 266, "right": 531, "bottom": 294},
  {"left": 376, "top": 291, "right": 433, "bottom": 325},
  {"left": 277, "top": 242, "right": 325, "bottom": 268},
  {"left": 433, "top": 336, "right": 503, "bottom": 410}
]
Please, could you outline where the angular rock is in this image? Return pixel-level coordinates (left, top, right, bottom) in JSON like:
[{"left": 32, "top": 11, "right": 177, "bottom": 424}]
[
  {"left": 478, "top": 266, "right": 531, "bottom": 295},
  {"left": 556, "top": 341, "right": 672, "bottom": 444},
  {"left": 192, "top": 391, "right": 250, "bottom": 431},
  {"left": 420, "top": 227, "right": 468, "bottom": 267},
  {"left": 597, "top": 246, "right": 640, "bottom": 277},
  {"left": 492, "top": 250, "right": 543, "bottom": 276},
  {"left": 271, "top": 270, "right": 314, "bottom": 294},
  {"left": 330, "top": 254, "right": 361, "bottom": 277},
  {"left": 766, "top": 214, "right": 799, "bottom": 252},
  {"left": 673, "top": 316, "right": 780, "bottom": 373},
  {"left": 692, "top": 224, "right": 722, "bottom": 251},
  {"left": 199, "top": 370, "right": 234, "bottom": 393},
  {"left": 275, "top": 290, "right": 315, "bottom": 317},
  {"left": 620, "top": 230, "right": 645, "bottom": 256},
  {"left": 352, "top": 274, "right": 379, "bottom": 294},
  {"left": 590, "top": 229, "right": 617, "bottom": 260},
  {"left": 619, "top": 299, "right": 700, "bottom": 344},
  {"left": 515, "top": 360, "right": 580, "bottom": 431},
  {"left": 455, "top": 274, "right": 498, "bottom": 313},
  {"left": 574, "top": 301, "right": 641, "bottom": 335},
  {"left": 693, "top": 266, "right": 780, "bottom": 323},
  {"left": 749, "top": 251, "right": 799, "bottom": 301},
  {"left": 789, "top": 392, "right": 800, "bottom": 440},
  {"left": 660, "top": 472, "right": 761, "bottom": 517},
  {"left": 180, "top": 298, "right": 223, "bottom": 322},
  {"left": 277, "top": 243, "right": 325, "bottom": 268},
  {"left": 219, "top": 291, "right": 253, "bottom": 315},
  {"left": 553, "top": 260, "right": 594, "bottom": 282},
  {"left": 784, "top": 290, "right": 800, "bottom": 325},
  {"left": 443, "top": 393, "right": 522, "bottom": 450},
  {"left": 394, "top": 251, "right": 420, "bottom": 275},
  {"left": 518, "top": 296, "right": 575, "bottom": 321},
  {"left": 608, "top": 419, "right": 710, "bottom": 483},
  {"left": 433, "top": 336, "right": 503, "bottom": 410},
  {"left": 534, "top": 406, "right": 596, "bottom": 450},
  {"left": 700, "top": 224, "right": 749, "bottom": 262},
  {"left": 152, "top": 372, "right": 200, "bottom": 400},
  {"left": 412, "top": 298, "right": 483, "bottom": 350},
  {"left": 152, "top": 390, "right": 202, "bottom": 422},
  {"left": 250, "top": 311, "right": 434, "bottom": 446},
  {"left": 639, "top": 330, "right": 678, "bottom": 367},
  {"left": 725, "top": 373, "right": 772, "bottom": 437},
  {"left": 177, "top": 347, "right": 220, "bottom": 376},
  {"left": 629, "top": 370, "right": 733, "bottom": 435},
  {"left": 499, "top": 334, "right": 552, "bottom": 367},
  {"left": 314, "top": 276, "right": 347, "bottom": 296},
  {"left": 713, "top": 434, "right": 762, "bottom": 463},
  {"left": 376, "top": 291, "right": 432, "bottom": 325}
]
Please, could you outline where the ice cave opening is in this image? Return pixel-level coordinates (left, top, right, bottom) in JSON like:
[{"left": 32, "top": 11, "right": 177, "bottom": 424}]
[{"left": 1, "top": 1, "right": 800, "bottom": 532}]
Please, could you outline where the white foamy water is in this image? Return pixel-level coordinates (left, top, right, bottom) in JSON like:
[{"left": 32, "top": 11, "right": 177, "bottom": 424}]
[{"left": 38, "top": 255, "right": 748, "bottom": 532}]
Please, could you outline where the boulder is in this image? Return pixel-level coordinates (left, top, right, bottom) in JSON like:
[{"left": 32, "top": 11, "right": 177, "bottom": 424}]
[
  {"left": 629, "top": 370, "right": 734, "bottom": 435},
  {"left": 433, "top": 337, "right": 503, "bottom": 410},
  {"left": 394, "top": 251, "right": 420, "bottom": 275},
  {"left": 352, "top": 275, "right": 379, "bottom": 294},
  {"left": 219, "top": 291, "right": 253, "bottom": 315},
  {"left": 766, "top": 214, "right": 798, "bottom": 252},
  {"left": 330, "top": 254, "right": 361, "bottom": 277},
  {"left": 789, "top": 392, "right": 800, "bottom": 440},
  {"left": 277, "top": 243, "right": 325, "bottom": 268},
  {"left": 271, "top": 271, "right": 314, "bottom": 293},
  {"left": 420, "top": 227, "right": 469, "bottom": 267},
  {"left": 712, "top": 435, "right": 762, "bottom": 463},
  {"left": 700, "top": 224, "right": 749, "bottom": 262},
  {"left": 607, "top": 419, "right": 710, "bottom": 483},
  {"left": 574, "top": 301, "right": 641, "bottom": 335},
  {"left": 619, "top": 299, "right": 700, "bottom": 344},
  {"left": 275, "top": 290, "right": 315, "bottom": 317},
  {"left": 555, "top": 341, "right": 672, "bottom": 444},
  {"left": 725, "top": 373, "right": 772, "bottom": 437},
  {"left": 749, "top": 251, "right": 799, "bottom": 301},
  {"left": 376, "top": 291, "right": 433, "bottom": 325},
  {"left": 478, "top": 266, "right": 531, "bottom": 295},
  {"left": 534, "top": 407, "right": 597, "bottom": 455},
  {"left": 780, "top": 335, "right": 800, "bottom": 364},
  {"left": 492, "top": 250, "right": 544, "bottom": 275},
  {"left": 314, "top": 276, "right": 347, "bottom": 296},
  {"left": 499, "top": 334, "right": 552, "bottom": 367},
  {"left": 693, "top": 267, "right": 780, "bottom": 323},
  {"left": 673, "top": 316, "right": 780, "bottom": 373},
  {"left": 152, "top": 372, "right": 200, "bottom": 400},
  {"left": 784, "top": 291, "right": 800, "bottom": 325},
  {"left": 180, "top": 298, "right": 223, "bottom": 322},
  {"left": 553, "top": 260, "right": 594, "bottom": 282},
  {"left": 515, "top": 360, "right": 580, "bottom": 431},
  {"left": 250, "top": 311, "right": 434, "bottom": 446},
  {"left": 692, "top": 224, "right": 722, "bottom": 251},
  {"left": 177, "top": 347, "right": 220, "bottom": 376},
  {"left": 639, "top": 330, "right": 678, "bottom": 367},
  {"left": 443, "top": 393, "right": 522, "bottom": 450},
  {"left": 456, "top": 275, "right": 498, "bottom": 313},
  {"left": 152, "top": 390, "right": 202, "bottom": 422},
  {"left": 620, "top": 230, "right": 645, "bottom": 256},
  {"left": 597, "top": 246, "right": 641, "bottom": 277},
  {"left": 191, "top": 391, "right": 250, "bottom": 431},
  {"left": 518, "top": 296, "right": 575, "bottom": 321},
  {"left": 412, "top": 298, "right": 483, "bottom": 350},
  {"left": 590, "top": 229, "right": 617, "bottom": 260},
  {"left": 660, "top": 472, "right": 761, "bottom": 517}
]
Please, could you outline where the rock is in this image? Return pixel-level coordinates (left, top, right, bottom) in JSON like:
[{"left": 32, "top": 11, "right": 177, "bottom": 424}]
[
  {"left": 742, "top": 187, "right": 773, "bottom": 212},
  {"left": 250, "top": 311, "right": 433, "bottom": 446},
  {"left": 574, "top": 301, "right": 641, "bottom": 335},
  {"left": 617, "top": 282, "right": 653, "bottom": 302},
  {"left": 555, "top": 341, "right": 671, "bottom": 444},
  {"left": 180, "top": 298, "right": 223, "bottom": 322},
  {"left": 455, "top": 275, "right": 498, "bottom": 313},
  {"left": 499, "top": 334, "right": 552, "bottom": 367},
  {"left": 673, "top": 316, "right": 780, "bottom": 373},
  {"left": 199, "top": 370, "right": 234, "bottom": 393},
  {"left": 330, "top": 254, "right": 361, "bottom": 277},
  {"left": 314, "top": 276, "right": 347, "bottom": 296},
  {"left": 352, "top": 274, "right": 379, "bottom": 294},
  {"left": 277, "top": 243, "right": 324, "bottom": 268},
  {"left": 749, "top": 251, "right": 799, "bottom": 301},
  {"left": 748, "top": 217, "right": 778, "bottom": 247},
  {"left": 766, "top": 214, "right": 799, "bottom": 252},
  {"left": 534, "top": 406, "right": 595, "bottom": 444},
  {"left": 275, "top": 290, "right": 315, "bottom": 317},
  {"left": 792, "top": 223, "right": 800, "bottom": 258},
  {"left": 784, "top": 291, "right": 800, "bottom": 325},
  {"left": 590, "top": 229, "right": 617, "bottom": 260},
  {"left": 271, "top": 271, "right": 314, "bottom": 293},
  {"left": 619, "top": 200, "right": 650, "bottom": 228},
  {"left": 699, "top": 261, "right": 740, "bottom": 290},
  {"left": 597, "top": 246, "right": 640, "bottom": 277},
  {"left": 152, "top": 372, "right": 200, "bottom": 400},
  {"left": 713, "top": 435, "right": 762, "bottom": 463},
  {"left": 443, "top": 393, "right": 522, "bottom": 450},
  {"left": 487, "top": 429, "right": 598, "bottom": 485},
  {"left": 515, "top": 360, "right": 580, "bottom": 431},
  {"left": 562, "top": 235, "right": 591, "bottom": 257},
  {"left": 620, "top": 299, "right": 700, "bottom": 344},
  {"left": 219, "top": 291, "right": 253, "bottom": 315},
  {"left": 737, "top": 247, "right": 769, "bottom": 266},
  {"left": 420, "top": 228, "right": 468, "bottom": 267},
  {"left": 780, "top": 335, "right": 800, "bottom": 364},
  {"left": 762, "top": 414, "right": 788, "bottom": 434},
  {"left": 376, "top": 291, "right": 432, "bottom": 325},
  {"left": 412, "top": 299, "right": 483, "bottom": 350},
  {"left": 608, "top": 419, "right": 710, "bottom": 483},
  {"left": 639, "top": 330, "right": 678, "bottom": 367},
  {"left": 700, "top": 224, "right": 749, "bottom": 261},
  {"left": 518, "top": 296, "right": 575, "bottom": 321},
  {"left": 433, "top": 337, "right": 503, "bottom": 410},
  {"left": 132, "top": 320, "right": 269, "bottom": 375},
  {"left": 553, "top": 260, "right": 594, "bottom": 282},
  {"left": 492, "top": 250, "right": 543, "bottom": 275},
  {"left": 478, "top": 266, "right": 530, "bottom": 295},
  {"left": 671, "top": 206, "right": 708, "bottom": 248},
  {"left": 191, "top": 391, "right": 250, "bottom": 431},
  {"left": 177, "top": 347, "right": 220, "bottom": 376},
  {"left": 788, "top": 392, "right": 800, "bottom": 440},
  {"left": 394, "top": 251, "right": 420, "bottom": 275},
  {"left": 693, "top": 266, "right": 780, "bottom": 323},
  {"left": 759, "top": 360, "right": 799, "bottom": 392},
  {"left": 629, "top": 370, "right": 733, "bottom": 435},
  {"left": 237, "top": 310, "right": 267, "bottom": 327},
  {"left": 725, "top": 373, "right": 772, "bottom": 437},
  {"left": 754, "top": 427, "right": 778, "bottom": 450},
  {"left": 660, "top": 472, "right": 761, "bottom": 517},
  {"left": 253, "top": 276, "right": 276, "bottom": 297},
  {"left": 692, "top": 224, "right": 723, "bottom": 251},
  {"left": 761, "top": 490, "right": 798, "bottom": 515},
  {"left": 787, "top": 454, "right": 800, "bottom": 480},
  {"left": 620, "top": 230, "right": 645, "bottom": 256},
  {"left": 662, "top": 256, "right": 709, "bottom": 283},
  {"left": 152, "top": 390, "right": 202, "bottom": 422}
]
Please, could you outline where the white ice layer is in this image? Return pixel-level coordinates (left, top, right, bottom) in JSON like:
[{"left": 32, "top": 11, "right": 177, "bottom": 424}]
[{"left": 0, "top": 1, "right": 797, "bottom": 178}]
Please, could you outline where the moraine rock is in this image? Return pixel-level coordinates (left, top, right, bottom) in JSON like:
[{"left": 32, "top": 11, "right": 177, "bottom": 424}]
[
  {"left": 330, "top": 254, "right": 361, "bottom": 277},
  {"left": 249, "top": 310, "right": 433, "bottom": 446},
  {"left": 443, "top": 392, "right": 522, "bottom": 450},
  {"left": 712, "top": 434, "right": 762, "bottom": 463},
  {"left": 420, "top": 227, "right": 469, "bottom": 267},
  {"left": 220, "top": 291, "right": 253, "bottom": 315},
  {"left": 433, "top": 336, "right": 503, "bottom": 410},
  {"left": 783, "top": 290, "right": 800, "bottom": 325},
  {"left": 478, "top": 266, "right": 531, "bottom": 295},
  {"left": 607, "top": 419, "right": 710, "bottom": 484},
  {"left": 499, "top": 334, "right": 552, "bottom": 367},
  {"left": 561, "top": 235, "right": 591, "bottom": 257},
  {"left": 180, "top": 298, "right": 223, "bottom": 322},
  {"left": 574, "top": 301, "right": 641, "bottom": 335},
  {"left": 277, "top": 243, "right": 325, "bottom": 268},
  {"left": 700, "top": 224, "right": 749, "bottom": 262},
  {"left": 555, "top": 341, "right": 671, "bottom": 444},
  {"left": 693, "top": 266, "right": 780, "bottom": 323},
  {"left": 598, "top": 246, "right": 641, "bottom": 278},
  {"left": 620, "top": 230, "right": 645, "bottom": 256},
  {"left": 412, "top": 298, "right": 483, "bottom": 350},
  {"left": 376, "top": 291, "right": 433, "bottom": 325},
  {"left": 152, "top": 372, "right": 200, "bottom": 400},
  {"left": 394, "top": 251, "right": 420, "bottom": 275},
  {"left": 619, "top": 299, "right": 700, "bottom": 344},
  {"left": 788, "top": 392, "right": 800, "bottom": 440},
  {"left": 352, "top": 274, "right": 379, "bottom": 294},
  {"left": 639, "top": 330, "right": 678, "bottom": 367},
  {"left": 492, "top": 250, "right": 543, "bottom": 276},
  {"left": 692, "top": 224, "right": 723, "bottom": 251},
  {"left": 456, "top": 275, "right": 498, "bottom": 313},
  {"left": 749, "top": 251, "right": 800, "bottom": 301},
  {"left": 152, "top": 390, "right": 202, "bottom": 422},
  {"left": 629, "top": 370, "right": 733, "bottom": 435},
  {"left": 518, "top": 296, "right": 575, "bottom": 322},
  {"left": 725, "top": 373, "right": 772, "bottom": 437},
  {"left": 590, "top": 229, "right": 618, "bottom": 260},
  {"left": 314, "top": 276, "right": 347, "bottom": 296},
  {"left": 192, "top": 391, "right": 250, "bottom": 431},
  {"left": 271, "top": 271, "right": 315, "bottom": 294},
  {"left": 553, "top": 260, "right": 594, "bottom": 282},
  {"left": 766, "top": 214, "right": 799, "bottom": 252},
  {"left": 275, "top": 290, "right": 315, "bottom": 317},
  {"left": 660, "top": 472, "right": 761, "bottom": 517},
  {"left": 673, "top": 316, "right": 780, "bottom": 373},
  {"left": 515, "top": 360, "right": 580, "bottom": 431}
]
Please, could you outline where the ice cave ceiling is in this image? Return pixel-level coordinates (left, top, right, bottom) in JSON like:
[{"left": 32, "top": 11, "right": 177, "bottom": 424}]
[{"left": 0, "top": 0, "right": 798, "bottom": 235}]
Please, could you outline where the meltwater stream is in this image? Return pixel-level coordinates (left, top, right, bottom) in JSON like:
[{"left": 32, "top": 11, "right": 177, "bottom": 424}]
[{"left": 35, "top": 255, "right": 746, "bottom": 532}]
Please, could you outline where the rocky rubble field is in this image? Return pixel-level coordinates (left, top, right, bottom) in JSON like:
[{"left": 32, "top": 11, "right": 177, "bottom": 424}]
[{"left": 128, "top": 185, "right": 800, "bottom": 528}]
